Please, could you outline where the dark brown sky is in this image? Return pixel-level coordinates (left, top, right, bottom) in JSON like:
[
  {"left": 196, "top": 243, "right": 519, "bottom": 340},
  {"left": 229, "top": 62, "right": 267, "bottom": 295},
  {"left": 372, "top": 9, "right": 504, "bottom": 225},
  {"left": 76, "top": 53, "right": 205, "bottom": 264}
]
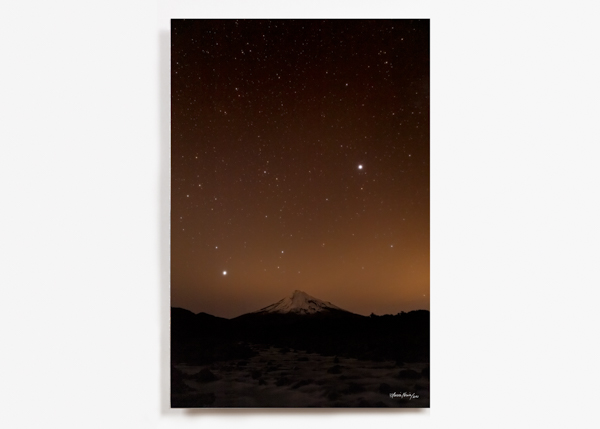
[{"left": 171, "top": 19, "right": 429, "bottom": 318}]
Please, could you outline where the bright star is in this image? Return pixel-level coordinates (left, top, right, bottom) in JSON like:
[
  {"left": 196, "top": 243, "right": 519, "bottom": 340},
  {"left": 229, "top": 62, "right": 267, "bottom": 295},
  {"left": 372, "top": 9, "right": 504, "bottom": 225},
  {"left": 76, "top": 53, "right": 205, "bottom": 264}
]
[
  {"left": 358, "top": 165, "right": 363, "bottom": 170},
  {"left": 222, "top": 271, "right": 227, "bottom": 275}
]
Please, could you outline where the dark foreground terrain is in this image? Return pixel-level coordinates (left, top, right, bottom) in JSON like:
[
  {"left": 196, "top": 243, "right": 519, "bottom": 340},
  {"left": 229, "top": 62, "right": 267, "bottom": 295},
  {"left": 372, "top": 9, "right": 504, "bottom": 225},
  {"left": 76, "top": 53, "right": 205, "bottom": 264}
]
[
  {"left": 171, "top": 307, "right": 429, "bottom": 408},
  {"left": 172, "top": 344, "right": 429, "bottom": 407}
]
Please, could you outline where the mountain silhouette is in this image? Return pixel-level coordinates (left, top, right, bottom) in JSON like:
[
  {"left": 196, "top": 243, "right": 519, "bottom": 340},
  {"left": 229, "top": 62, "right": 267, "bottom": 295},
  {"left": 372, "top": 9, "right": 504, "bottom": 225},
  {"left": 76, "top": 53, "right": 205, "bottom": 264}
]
[{"left": 171, "top": 291, "right": 429, "bottom": 365}]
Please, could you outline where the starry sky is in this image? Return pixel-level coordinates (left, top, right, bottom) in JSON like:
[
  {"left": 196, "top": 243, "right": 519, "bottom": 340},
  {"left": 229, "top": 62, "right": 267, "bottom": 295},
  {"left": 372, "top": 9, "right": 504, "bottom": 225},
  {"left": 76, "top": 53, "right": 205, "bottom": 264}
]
[{"left": 171, "top": 19, "right": 429, "bottom": 318}]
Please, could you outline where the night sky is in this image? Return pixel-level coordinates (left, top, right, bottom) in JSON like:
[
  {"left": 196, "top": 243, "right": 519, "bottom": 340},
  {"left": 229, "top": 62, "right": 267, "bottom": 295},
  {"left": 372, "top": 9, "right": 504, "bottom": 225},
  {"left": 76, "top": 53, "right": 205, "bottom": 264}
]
[{"left": 171, "top": 19, "right": 429, "bottom": 318}]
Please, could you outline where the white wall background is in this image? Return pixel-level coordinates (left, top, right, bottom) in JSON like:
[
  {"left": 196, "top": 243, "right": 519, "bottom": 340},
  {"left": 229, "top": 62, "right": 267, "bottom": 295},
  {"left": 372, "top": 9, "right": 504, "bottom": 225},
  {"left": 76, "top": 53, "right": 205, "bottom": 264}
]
[{"left": 1, "top": 0, "right": 600, "bottom": 427}]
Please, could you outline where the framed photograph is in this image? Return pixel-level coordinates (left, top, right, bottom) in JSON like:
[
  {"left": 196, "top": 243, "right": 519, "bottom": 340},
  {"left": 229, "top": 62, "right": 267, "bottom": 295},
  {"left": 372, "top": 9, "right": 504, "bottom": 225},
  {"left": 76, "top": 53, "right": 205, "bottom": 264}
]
[{"left": 171, "top": 19, "right": 429, "bottom": 408}]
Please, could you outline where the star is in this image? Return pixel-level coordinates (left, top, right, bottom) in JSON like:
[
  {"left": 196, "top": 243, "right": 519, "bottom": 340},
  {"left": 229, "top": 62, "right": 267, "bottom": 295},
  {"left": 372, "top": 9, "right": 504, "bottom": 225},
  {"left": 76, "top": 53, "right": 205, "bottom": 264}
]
[
  {"left": 222, "top": 271, "right": 227, "bottom": 275},
  {"left": 358, "top": 165, "right": 363, "bottom": 170}
]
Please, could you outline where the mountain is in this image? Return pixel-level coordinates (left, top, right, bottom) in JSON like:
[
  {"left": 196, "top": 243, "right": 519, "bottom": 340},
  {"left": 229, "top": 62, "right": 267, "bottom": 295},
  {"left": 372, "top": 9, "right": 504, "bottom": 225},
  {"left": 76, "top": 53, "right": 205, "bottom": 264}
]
[
  {"left": 171, "top": 291, "right": 429, "bottom": 365},
  {"left": 171, "top": 306, "right": 231, "bottom": 342},
  {"left": 251, "top": 290, "right": 350, "bottom": 315}
]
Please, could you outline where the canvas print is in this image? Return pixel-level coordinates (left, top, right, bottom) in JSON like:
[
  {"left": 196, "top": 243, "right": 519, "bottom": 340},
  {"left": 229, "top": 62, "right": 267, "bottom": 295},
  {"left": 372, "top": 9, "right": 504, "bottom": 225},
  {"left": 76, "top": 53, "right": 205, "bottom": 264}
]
[{"left": 171, "top": 19, "right": 430, "bottom": 408}]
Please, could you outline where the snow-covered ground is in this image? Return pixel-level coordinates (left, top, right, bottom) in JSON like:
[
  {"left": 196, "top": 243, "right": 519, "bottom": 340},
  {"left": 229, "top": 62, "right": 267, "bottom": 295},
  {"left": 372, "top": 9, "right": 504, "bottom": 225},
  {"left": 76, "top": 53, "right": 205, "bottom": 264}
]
[{"left": 174, "top": 345, "right": 429, "bottom": 408}]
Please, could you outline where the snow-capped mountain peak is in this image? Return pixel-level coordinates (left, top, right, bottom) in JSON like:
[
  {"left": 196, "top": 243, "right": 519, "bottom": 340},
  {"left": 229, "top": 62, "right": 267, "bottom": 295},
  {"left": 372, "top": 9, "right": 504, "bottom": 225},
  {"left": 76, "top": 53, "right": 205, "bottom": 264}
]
[{"left": 254, "top": 290, "right": 346, "bottom": 315}]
